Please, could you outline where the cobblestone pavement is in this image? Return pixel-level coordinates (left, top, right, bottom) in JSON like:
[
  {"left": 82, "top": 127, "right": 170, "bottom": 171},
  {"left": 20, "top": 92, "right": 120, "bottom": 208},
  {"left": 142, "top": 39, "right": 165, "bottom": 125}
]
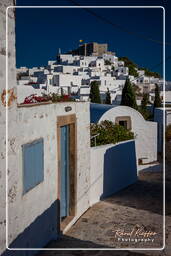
[{"left": 38, "top": 146, "right": 171, "bottom": 256}]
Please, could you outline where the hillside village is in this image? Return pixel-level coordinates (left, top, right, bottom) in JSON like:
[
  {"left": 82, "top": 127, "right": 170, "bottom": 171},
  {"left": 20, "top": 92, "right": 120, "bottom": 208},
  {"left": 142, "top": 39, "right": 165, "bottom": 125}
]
[
  {"left": 16, "top": 42, "right": 171, "bottom": 105},
  {"left": 0, "top": 1, "right": 171, "bottom": 256}
]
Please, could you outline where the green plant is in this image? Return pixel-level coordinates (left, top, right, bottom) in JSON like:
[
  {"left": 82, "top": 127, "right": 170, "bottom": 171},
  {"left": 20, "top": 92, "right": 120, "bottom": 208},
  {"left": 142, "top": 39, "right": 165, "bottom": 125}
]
[
  {"left": 141, "top": 67, "right": 161, "bottom": 78},
  {"left": 90, "top": 120, "right": 134, "bottom": 147},
  {"left": 118, "top": 56, "right": 138, "bottom": 68},
  {"left": 90, "top": 81, "right": 101, "bottom": 104},
  {"left": 154, "top": 84, "right": 162, "bottom": 108},
  {"left": 105, "top": 88, "right": 111, "bottom": 104},
  {"left": 118, "top": 56, "right": 161, "bottom": 78},
  {"left": 118, "top": 56, "right": 138, "bottom": 77},
  {"left": 134, "top": 93, "right": 153, "bottom": 120},
  {"left": 128, "top": 65, "right": 139, "bottom": 77},
  {"left": 105, "top": 60, "right": 112, "bottom": 65},
  {"left": 141, "top": 93, "right": 149, "bottom": 109},
  {"left": 121, "top": 78, "right": 137, "bottom": 109}
]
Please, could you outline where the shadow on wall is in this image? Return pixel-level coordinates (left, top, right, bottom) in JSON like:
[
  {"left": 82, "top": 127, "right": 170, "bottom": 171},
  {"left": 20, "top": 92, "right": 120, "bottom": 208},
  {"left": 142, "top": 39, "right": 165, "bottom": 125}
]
[
  {"left": 2, "top": 200, "right": 60, "bottom": 256},
  {"left": 101, "top": 141, "right": 137, "bottom": 199}
]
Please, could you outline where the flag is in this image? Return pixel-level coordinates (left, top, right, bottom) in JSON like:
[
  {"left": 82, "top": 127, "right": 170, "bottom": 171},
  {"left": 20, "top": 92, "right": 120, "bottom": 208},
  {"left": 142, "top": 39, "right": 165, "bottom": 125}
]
[{"left": 79, "top": 39, "right": 83, "bottom": 43}]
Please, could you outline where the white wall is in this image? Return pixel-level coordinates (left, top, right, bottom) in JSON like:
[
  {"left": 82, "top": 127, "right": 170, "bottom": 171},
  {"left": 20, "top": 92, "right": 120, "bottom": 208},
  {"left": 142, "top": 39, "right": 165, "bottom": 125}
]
[
  {"left": 54, "top": 65, "right": 80, "bottom": 74},
  {"left": 165, "top": 91, "right": 171, "bottom": 104},
  {"left": 90, "top": 141, "right": 137, "bottom": 206},
  {"left": 17, "top": 85, "right": 47, "bottom": 103},
  {"left": 53, "top": 73, "right": 82, "bottom": 88},
  {"left": 166, "top": 110, "right": 171, "bottom": 126},
  {"left": 102, "top": 54, "right": 118, "bottom": 64},
  {"left": 7, "top": 102, "right": 90, "bottom": 251}
]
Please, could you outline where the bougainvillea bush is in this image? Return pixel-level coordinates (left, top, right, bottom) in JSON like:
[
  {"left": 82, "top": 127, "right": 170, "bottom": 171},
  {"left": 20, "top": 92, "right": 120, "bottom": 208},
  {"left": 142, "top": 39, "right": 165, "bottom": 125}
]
[
  {"left": 23, "top": 94, "right": 51, "bottom": 104},
  {"left": 23, "top": 93, "right": 75, "bottom": 104},
  {"left": 90, "top": 120, "right": 134, "bottom": 147}
]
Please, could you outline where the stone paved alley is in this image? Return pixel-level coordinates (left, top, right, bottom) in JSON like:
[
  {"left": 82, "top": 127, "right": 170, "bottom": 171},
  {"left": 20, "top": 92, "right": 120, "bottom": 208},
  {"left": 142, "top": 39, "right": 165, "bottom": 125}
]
[{"left": 38, "top": 143, "right": 171, "bottom": 256}]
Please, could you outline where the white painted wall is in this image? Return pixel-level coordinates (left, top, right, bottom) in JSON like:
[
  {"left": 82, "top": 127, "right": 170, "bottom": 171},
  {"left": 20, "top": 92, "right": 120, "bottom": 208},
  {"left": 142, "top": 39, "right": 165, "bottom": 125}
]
[
  {"left": 90, "top": 144, "right": 112, "bottom": 206},
  {"left": 90, "top": 141, "right": 137, "bottom": 206},
  {"left": 54, "top": 65, "right": 80, "bottom": 74},
  {"left": 99, "top": 77, "right": 125, "bottom": 91},
  {"left": 53, "top": 73, "right": 82, "bottom": 88},
  {"left": 165, "top": 91, "right": 171, "bottom": 104},
  {"left": 102, "top": 54, "right": 118, "bottom": 64},
  {"left": 17, "top": 85, "right": 47, "bottom": 103},
  {"left": 166, "top": 110, "right": 171, "bottom": 126},
  {"left": 7, "top": 102, "right": 90, "bottom": 251}
]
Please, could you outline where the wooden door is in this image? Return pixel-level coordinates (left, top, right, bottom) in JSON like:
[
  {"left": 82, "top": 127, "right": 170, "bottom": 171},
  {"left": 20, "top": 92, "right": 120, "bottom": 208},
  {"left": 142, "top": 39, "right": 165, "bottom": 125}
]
[{"left": 60, "top": 125, "right": 70, "bottom": 219}]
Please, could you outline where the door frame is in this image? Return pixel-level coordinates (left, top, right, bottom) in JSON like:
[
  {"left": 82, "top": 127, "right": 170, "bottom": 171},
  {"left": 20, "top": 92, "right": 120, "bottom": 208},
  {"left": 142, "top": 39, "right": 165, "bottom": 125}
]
[{"left": 57, "top": 114, "right": 77, "bottom": 232}]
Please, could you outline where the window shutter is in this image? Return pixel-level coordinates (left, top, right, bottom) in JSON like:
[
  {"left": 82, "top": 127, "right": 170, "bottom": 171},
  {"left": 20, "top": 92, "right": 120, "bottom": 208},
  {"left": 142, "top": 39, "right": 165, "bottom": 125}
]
[{"left": 22, "top": 139, "right": 44, "bottom": 194}]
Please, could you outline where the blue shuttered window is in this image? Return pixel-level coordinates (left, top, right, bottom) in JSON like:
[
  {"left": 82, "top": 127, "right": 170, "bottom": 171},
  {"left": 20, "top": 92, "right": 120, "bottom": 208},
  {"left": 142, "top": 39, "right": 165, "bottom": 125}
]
[{"left": 22, "top": 138, "right": 44, "bottom": 194}]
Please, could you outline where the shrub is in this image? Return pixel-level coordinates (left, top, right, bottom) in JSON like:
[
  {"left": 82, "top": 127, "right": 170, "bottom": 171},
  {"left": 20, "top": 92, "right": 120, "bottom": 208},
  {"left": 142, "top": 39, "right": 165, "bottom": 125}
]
[
  {"left": 118, "top": 56, "right": 138, "bottom": 77},
  {"left": 120, "top": 78, "right": 137, "bottom": 110},
  {"left": 105, "top": 88, "right": 111, "bottom": 104},
  {"left": 105, "top": 60, "right": 112, "bottom": 65},
  {"left": 90, "top": 81, "right": 101, "bottom": 104},
  {"left": 141, "top": 67, "right": 161, "bottom": 78},
  {"left": 141, "top": 93, "right": 149, "bottom": 109},
  {"left": 128, "top": 65, "right": 139, "bottom": 77},
  {"left": 90, "top": 120, "right": 134, "bottom": 147},
  {"left": 154, "top": 84, "right": 162, "bottom": 108}
]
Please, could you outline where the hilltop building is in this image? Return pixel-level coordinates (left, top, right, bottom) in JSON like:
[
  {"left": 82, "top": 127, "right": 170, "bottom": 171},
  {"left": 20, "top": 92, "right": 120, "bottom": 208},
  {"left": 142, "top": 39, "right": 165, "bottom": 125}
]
[{"left": 67, "top": 42, "right": 115, "bottom": 56}]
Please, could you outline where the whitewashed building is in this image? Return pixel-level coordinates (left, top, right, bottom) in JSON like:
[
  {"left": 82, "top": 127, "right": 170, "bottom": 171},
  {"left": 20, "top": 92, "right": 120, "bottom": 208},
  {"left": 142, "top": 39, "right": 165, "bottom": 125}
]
[
  {"left": 0, "top": 3, "right": 91, "bottom": 254},
  {"left": 17, "top": 52, "right": 129, "bottom": 103}
]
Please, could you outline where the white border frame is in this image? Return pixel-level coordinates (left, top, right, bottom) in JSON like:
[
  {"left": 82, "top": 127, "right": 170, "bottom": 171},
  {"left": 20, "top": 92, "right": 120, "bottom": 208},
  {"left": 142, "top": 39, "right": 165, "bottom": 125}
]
[{"left": 6, "top": 5, "right": 165, "bottom": 251}]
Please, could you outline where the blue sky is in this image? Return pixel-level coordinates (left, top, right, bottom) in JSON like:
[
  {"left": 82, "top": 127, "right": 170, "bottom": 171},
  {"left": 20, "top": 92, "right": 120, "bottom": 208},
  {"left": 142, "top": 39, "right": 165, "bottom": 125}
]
[{"left": 15, "top": 0, "right": 171, "bottom": 80}]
